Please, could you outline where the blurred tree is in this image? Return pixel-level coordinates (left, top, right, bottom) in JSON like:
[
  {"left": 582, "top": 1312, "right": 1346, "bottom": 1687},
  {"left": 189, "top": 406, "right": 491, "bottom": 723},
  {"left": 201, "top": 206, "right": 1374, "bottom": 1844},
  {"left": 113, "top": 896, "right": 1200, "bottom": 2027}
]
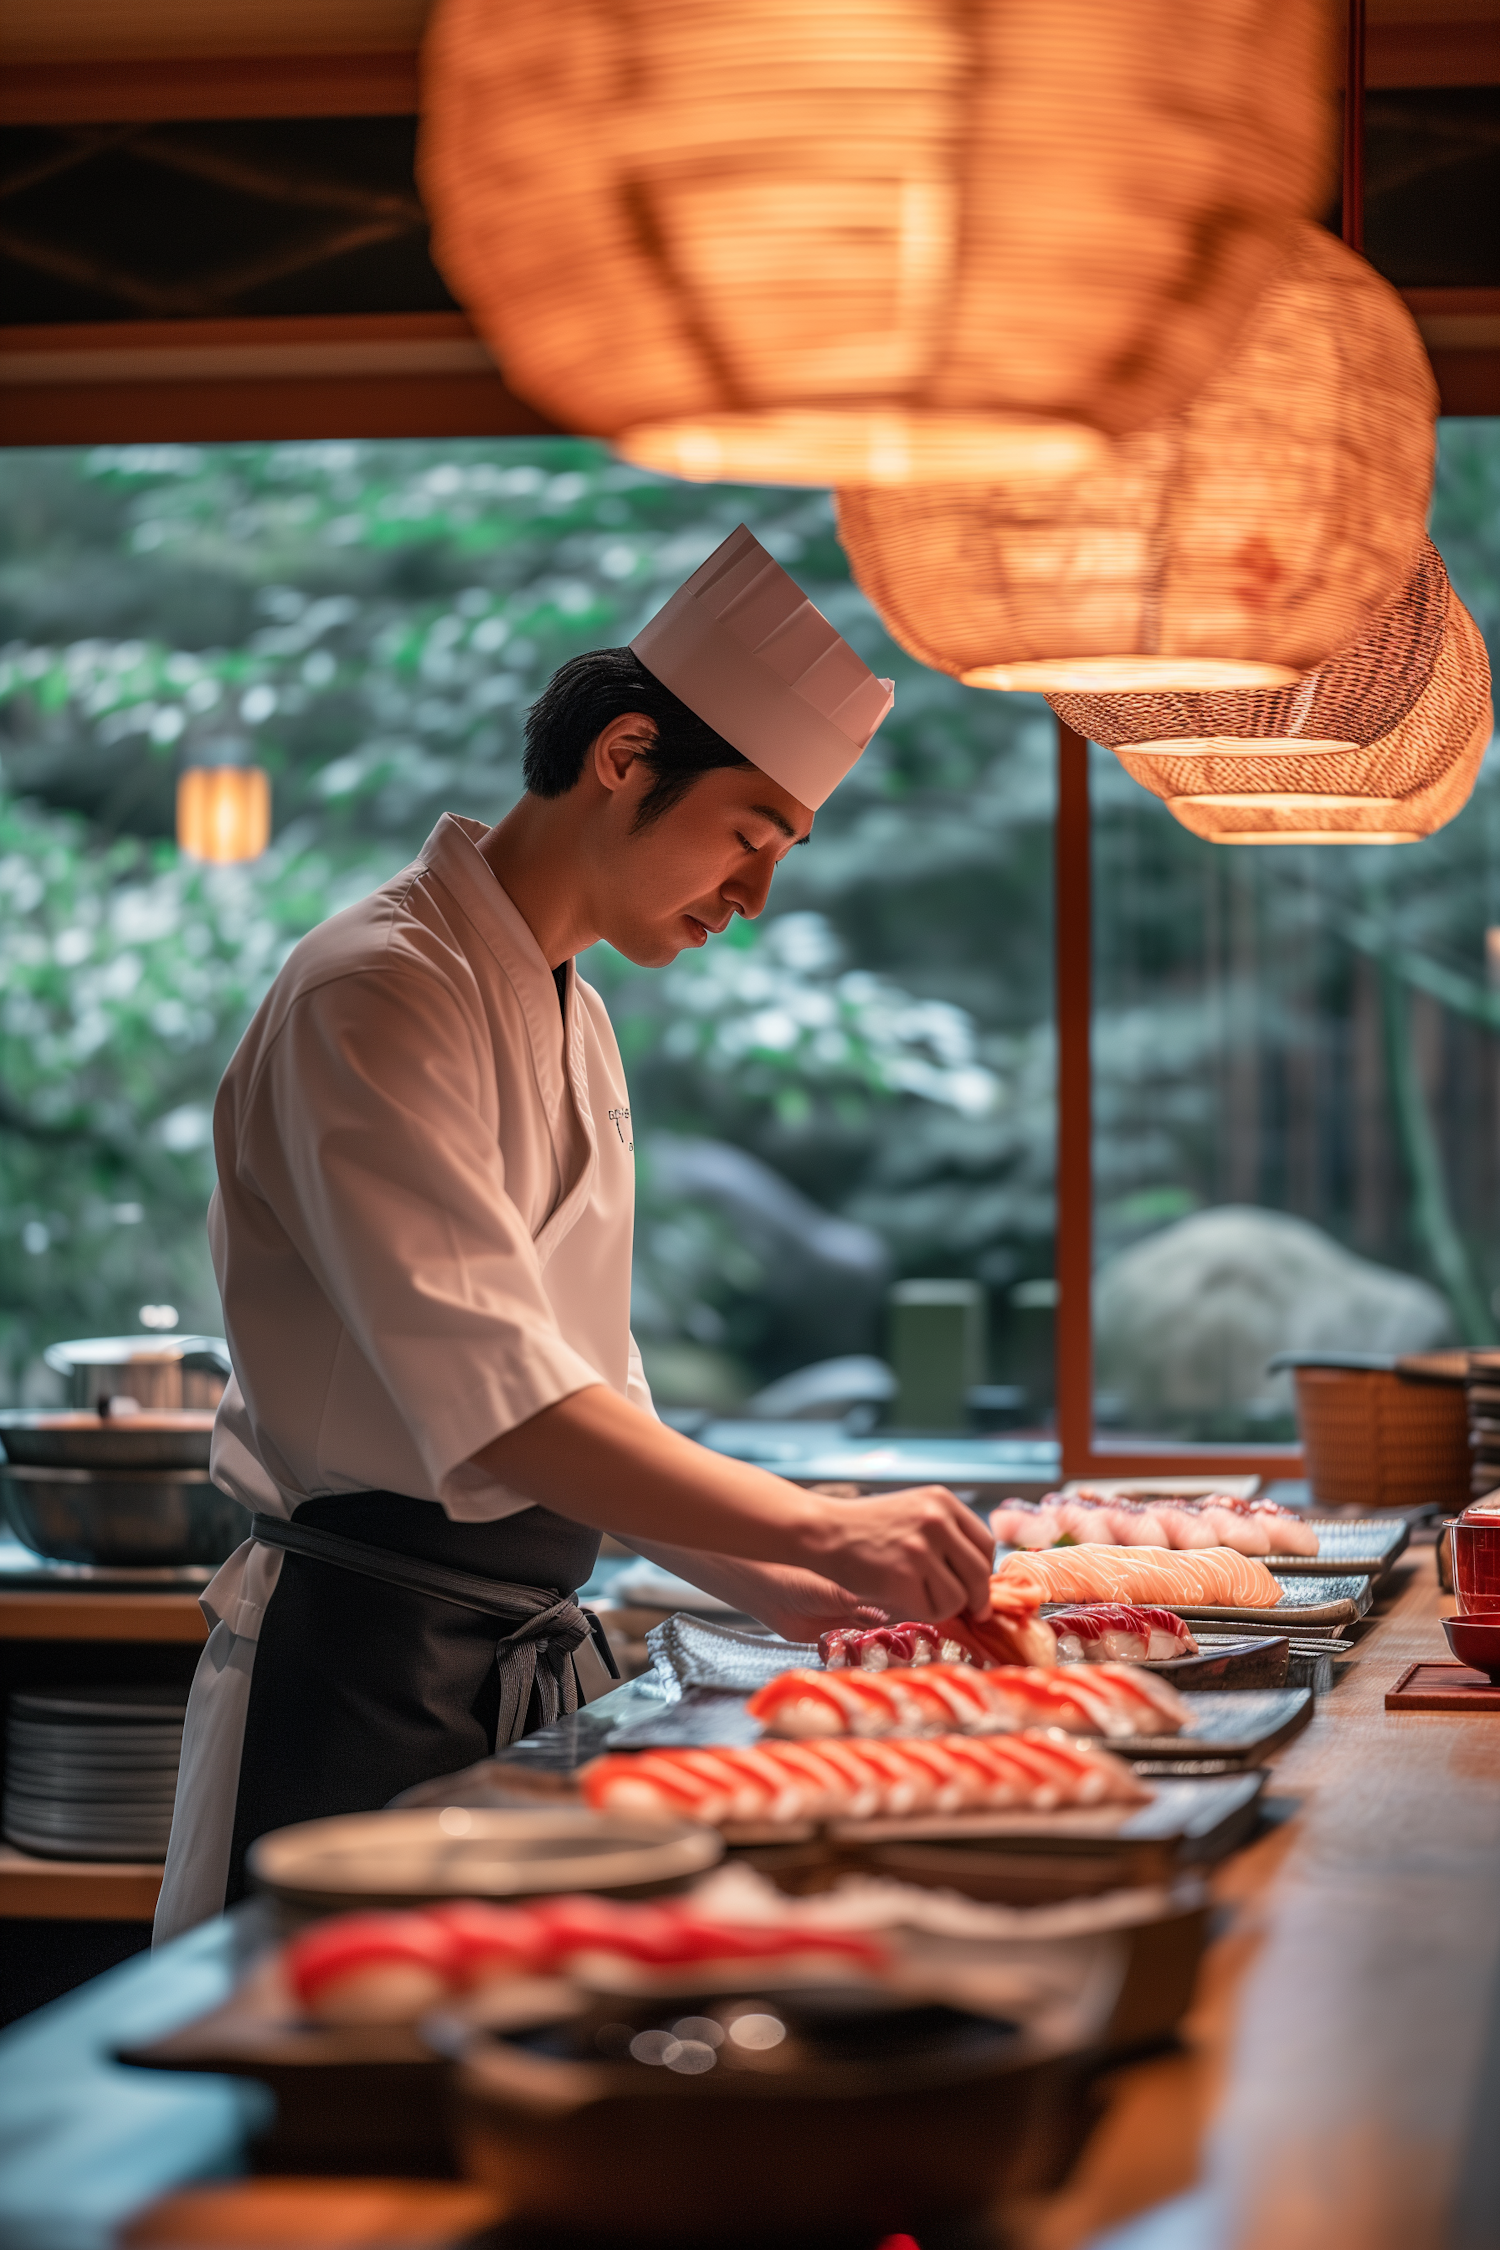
[
  {"left": 1, "top": 428, "right": 1495, "bottom": 1428},
  {"left": 0, "top": 442, "right": 1054, "bottom": 1401}
]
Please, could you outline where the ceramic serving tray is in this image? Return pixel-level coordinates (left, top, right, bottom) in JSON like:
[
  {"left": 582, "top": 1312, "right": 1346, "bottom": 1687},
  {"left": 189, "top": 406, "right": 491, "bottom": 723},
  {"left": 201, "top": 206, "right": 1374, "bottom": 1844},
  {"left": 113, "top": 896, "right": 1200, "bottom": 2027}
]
[
  {"left": 1162, "top": 1572, "right": 1373, "bottom": 1628},
  {"left": 824, "top": 1773, "right": 1264, "bottom": 1850},
  {"left": 398, "top": 1668, "right": 1303, "bottom": 1805},
  {"left": 117, "top": 1888, "right": 1214, "bottom": 2176},
  {"left": 1141, "top": 1633, "right": 1290, "bottom": 1689},
  {"left": 1113, "top": 1687, "right": 1312, "bottom": 1770},
  {"left": 1265, "top": 1518, "right": 1410, "bottom": 1577},
  {"left": 599, "top": 1682, "right": 1307, "bottom": 1775},
  {"left": 637, "top": 1612, "right": 1305, "bottom": 1695}
]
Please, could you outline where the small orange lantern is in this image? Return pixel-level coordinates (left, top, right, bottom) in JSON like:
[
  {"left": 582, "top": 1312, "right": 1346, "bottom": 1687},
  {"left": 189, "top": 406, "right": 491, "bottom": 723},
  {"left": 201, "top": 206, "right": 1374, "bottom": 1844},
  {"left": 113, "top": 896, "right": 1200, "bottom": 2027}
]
[
  {"left": 420, "top": 0, "right": 1333, "bottom": 484},
  {"left": 176, "top": 766, "right": 271, "bottom": 864},
  {"left": 836, "top": 226, "right": 1437, "bottom": 686}
]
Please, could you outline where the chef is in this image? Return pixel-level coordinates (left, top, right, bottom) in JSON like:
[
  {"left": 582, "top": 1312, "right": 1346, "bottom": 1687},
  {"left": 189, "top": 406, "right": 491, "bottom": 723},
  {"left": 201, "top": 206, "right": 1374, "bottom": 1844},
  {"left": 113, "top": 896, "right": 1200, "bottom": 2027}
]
[{"left": 155, "top": 525, "right": 994, "bottom": 1941}]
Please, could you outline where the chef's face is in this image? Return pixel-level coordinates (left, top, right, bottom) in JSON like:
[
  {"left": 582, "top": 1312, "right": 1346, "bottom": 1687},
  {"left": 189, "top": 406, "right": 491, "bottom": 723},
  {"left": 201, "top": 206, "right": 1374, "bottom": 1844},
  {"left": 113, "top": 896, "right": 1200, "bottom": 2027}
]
[{"left": 592, "top": 719, "right": 814, "bottom": 967}]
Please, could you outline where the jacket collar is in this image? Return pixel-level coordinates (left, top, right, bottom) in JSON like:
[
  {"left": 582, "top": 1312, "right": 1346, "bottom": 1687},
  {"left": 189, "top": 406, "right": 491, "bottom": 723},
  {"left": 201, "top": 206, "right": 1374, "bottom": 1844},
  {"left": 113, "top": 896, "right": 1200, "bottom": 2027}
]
[{"left": 417, "top": 815, "right": 600, "bottom": 1261}]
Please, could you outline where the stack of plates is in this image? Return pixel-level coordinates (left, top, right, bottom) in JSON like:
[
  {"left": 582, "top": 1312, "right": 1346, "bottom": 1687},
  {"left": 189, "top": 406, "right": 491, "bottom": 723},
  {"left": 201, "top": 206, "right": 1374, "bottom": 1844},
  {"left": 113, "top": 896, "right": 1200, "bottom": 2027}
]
[{"left": 2, "top": 1685, "right": 187, "bottom": 1861}]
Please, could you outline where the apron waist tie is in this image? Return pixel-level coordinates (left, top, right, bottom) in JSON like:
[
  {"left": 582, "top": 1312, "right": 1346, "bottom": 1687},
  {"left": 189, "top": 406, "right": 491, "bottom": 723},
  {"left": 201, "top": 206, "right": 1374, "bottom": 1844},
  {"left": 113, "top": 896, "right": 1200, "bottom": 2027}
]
[{"left": 250, "top": 1511, "right": 600, "bottom": 1741}]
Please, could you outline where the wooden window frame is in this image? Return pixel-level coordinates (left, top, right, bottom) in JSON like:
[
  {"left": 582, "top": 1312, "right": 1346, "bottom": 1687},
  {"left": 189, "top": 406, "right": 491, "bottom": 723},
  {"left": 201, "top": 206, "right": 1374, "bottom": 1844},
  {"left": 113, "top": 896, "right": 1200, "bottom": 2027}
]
[{"left": 1054, "top": 719, "right": 1305, "bottom": 1481}]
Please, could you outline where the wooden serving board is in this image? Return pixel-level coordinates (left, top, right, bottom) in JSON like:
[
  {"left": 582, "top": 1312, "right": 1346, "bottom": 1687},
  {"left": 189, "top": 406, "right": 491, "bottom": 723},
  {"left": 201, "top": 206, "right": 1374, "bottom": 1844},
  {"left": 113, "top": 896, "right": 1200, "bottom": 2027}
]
[{"left": 1385, "top": 1661, "right": 1500, "bottom": 1711}]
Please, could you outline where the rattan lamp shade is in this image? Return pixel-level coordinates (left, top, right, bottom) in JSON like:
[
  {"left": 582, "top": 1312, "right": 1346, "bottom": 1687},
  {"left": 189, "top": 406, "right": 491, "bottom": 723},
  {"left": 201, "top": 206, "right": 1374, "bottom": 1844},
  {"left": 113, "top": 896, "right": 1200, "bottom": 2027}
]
[
  {"left": 419, "top": 0, "right": 1332, "bottom": 485},
  {"left": 836, "top": 226, "right": 1437, "bottom": 683},
  {"left": 1050, "top": 538, "right": 1452, "bottom": 760},
  {"left": 1125, "top": 589, "right": 1493, "bottom": 843}
]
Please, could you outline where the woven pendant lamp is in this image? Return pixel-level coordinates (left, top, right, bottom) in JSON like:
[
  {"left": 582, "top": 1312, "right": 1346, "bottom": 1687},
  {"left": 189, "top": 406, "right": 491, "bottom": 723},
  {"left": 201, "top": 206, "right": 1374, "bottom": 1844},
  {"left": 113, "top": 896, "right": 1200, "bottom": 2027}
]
[
  {"left": 1049, "top": 536, "right": 1450, "bottom": 772},
  {"left": 836, "top": 225, "right": 1437, "bottom": 683},
  {"left": 1115, "top": 588, "right": 1494, "bottom": 844},
  {"left": 419, "top": 0, "right": 1332, "bottom": 485}
]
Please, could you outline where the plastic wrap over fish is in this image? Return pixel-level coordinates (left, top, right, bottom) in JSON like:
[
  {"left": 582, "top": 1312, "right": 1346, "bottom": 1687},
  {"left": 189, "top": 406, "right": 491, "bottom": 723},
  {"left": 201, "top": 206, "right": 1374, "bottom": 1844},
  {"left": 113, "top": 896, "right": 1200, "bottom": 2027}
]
[{"left": 644, "top": 1614, "right": 820, "bottom": 1701}]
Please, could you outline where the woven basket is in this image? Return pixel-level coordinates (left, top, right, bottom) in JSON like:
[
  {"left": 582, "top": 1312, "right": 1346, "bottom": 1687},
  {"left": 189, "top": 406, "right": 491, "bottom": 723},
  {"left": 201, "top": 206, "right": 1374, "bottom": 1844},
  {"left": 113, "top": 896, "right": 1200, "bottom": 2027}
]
[
  {"left": 1464, "top": 1352, "right": 1500, "bottom": 1499},
  {"left": 1294, "top": 1362, "right": 1472, "bottom": 1511},
  {"left": 1148, "top": 592, "right": 1493, "bottom": 843},
  {"left": 420, "top": 0, "right": 1333, "bottom": 482}
]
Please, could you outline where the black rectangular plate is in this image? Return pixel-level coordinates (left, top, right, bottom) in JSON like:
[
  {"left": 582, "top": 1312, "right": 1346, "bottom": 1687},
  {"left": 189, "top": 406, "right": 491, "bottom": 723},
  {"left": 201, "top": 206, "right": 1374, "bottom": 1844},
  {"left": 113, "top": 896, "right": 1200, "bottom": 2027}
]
[
  {"left": 827, "top": 1772, "right": 1266, "bottom": 1853},
  {"left": 1121, "top": 1687, "right": 1312, "bottom": 1769},
  {"left": 1164, "top": 1573, "right": 1373, "bottom": 1627},
  {"left": 1266, "top": 1518, "right": 1409, "bottom": 1577},
  {"left": 412, "top": 1675, "right": 1307, "bottom": 1796}
]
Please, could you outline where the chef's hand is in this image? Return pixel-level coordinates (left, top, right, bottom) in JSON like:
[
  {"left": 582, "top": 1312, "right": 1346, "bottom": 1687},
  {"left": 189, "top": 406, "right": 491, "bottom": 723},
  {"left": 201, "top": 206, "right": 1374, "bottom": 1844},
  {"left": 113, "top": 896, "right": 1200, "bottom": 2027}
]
[
  {"left": 805, "top": 1484, "right": 995, "bottom": 1623},
  {"left": 745, "top": 1573, "right": 891, "bottom": 1645}
]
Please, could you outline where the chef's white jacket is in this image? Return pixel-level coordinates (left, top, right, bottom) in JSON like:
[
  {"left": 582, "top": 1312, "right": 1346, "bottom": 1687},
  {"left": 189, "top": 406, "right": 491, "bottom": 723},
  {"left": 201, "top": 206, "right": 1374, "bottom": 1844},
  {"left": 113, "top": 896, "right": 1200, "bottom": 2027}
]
[{"left": 155, "top": 813, "right": 652, "bottom": 1940}]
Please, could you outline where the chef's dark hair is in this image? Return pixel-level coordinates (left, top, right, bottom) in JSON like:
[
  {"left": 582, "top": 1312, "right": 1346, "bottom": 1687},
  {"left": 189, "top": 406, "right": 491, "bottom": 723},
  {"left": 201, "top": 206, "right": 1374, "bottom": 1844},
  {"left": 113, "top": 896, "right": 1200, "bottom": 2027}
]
[{"left": 524, "top": 648, "right": 749, "bottom": 828}]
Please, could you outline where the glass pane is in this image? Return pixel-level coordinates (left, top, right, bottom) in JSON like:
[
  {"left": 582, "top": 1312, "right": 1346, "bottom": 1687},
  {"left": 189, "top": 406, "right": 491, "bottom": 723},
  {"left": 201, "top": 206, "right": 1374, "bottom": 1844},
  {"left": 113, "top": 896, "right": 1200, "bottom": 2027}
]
[
  {"left": 0, "top": 443, "right": 1054, "bottom": 1433},
  {"left": 1090, "top": 422, "right": 1500, "bottom": 1445}
]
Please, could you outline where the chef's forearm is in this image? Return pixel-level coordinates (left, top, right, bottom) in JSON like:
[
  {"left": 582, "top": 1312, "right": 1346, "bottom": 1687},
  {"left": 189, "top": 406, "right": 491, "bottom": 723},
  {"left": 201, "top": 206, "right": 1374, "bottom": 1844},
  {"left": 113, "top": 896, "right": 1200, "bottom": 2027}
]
[
  {"left": 623, "top": 1538, "right": 827, "bottom": 1617},
  {"left": 471, "top": 1384, "right": 996, "bottom": 1621},
  {"left": 470, "top": 1383, "right": 832, "bottom": 1564}
]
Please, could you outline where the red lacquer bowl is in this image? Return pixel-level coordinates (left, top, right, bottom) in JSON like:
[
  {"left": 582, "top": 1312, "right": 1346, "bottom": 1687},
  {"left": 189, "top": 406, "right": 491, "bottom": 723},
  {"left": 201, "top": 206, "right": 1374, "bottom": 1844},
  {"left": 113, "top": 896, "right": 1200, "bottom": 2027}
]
[{"left": 1440, "top": 1615, "right": 1500, "bottom": 1681}]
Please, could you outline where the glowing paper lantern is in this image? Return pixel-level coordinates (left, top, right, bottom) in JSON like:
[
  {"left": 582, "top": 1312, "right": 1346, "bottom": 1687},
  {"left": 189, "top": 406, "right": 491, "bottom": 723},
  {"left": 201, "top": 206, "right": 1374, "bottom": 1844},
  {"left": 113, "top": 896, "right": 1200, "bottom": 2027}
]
[
  {"left": 176, "top": 766, "right": 271, "bottom": 864},
  {"left": 836, "top": 226, "right": 1437, "bottom": 686},
  {"left": 1106, "top": 586, "right": 1493, "bottom": 844},
  {"left": 420, "top": 0, "right": 1332, "bottom": 485}
]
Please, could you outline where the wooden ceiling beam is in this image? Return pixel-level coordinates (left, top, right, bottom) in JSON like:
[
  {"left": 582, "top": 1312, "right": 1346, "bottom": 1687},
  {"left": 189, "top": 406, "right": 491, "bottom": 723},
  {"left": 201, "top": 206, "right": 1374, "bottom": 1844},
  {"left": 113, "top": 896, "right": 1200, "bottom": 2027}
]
[
  {"left": 1, "top": 13, "right": 1495, "bottom": 126},
  {"left": 0, "top": 53, "right": 421, "bottom": 125},
  {"left": 1, "top": 298, "right": 1494, "bottom": 447}
]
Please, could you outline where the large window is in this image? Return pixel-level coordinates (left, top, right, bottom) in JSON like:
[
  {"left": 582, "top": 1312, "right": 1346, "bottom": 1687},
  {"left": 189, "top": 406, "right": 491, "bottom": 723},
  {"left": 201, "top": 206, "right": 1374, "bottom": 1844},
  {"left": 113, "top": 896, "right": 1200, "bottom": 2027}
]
[
  {"left": 1, "top": 428, "right": 1495, "bottom": 1474},
  {"left": 1059, "top": 420, "right": 1500, "bottom": 1475},
  {"left": 0, "top": 442, "right": 1055, "bottom": 1424}
]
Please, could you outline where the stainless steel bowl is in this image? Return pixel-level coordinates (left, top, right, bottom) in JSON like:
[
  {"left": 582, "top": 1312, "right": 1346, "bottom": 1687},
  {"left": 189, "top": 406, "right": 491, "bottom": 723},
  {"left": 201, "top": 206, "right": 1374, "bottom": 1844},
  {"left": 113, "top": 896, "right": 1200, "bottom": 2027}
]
[
  {"left": 42, "top": 1335, "right": 231, "bottom": 1412},
  {"left": 0, "top": 1463, "right": 248, "bottom": 1567}
]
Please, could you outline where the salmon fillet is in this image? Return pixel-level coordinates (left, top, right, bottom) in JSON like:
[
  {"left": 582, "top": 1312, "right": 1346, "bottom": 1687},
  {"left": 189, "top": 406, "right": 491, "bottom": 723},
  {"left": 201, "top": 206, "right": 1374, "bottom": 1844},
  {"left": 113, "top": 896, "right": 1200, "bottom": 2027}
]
[{"left": 990, "top": 1544, "right": 1283, "bottom": 1609}]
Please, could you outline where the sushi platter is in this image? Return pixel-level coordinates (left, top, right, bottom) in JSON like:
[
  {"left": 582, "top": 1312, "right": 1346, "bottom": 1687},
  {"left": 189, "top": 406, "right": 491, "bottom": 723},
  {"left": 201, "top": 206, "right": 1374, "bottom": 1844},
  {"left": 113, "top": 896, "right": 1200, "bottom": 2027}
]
[
  {"left": 1266, "top": 1517, "right": 1410, "bottom": 1577},
  {"left": 119, "top": 1866, "right": 1216, "bottom": 2185},
  {"left": 1160, "top": 1573, "right": 1373, "bottom": 1629},
  {"left": 990, "top": 1492, "right": 1408, "bottom": 1579}
]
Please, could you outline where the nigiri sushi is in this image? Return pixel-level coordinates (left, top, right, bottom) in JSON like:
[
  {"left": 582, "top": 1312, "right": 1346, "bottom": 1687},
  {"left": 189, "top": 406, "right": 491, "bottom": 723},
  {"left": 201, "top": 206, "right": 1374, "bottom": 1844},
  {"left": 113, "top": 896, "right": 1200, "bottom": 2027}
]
[
  {"left": 581, "top": 1730, "right": 1151, "bottom": 1825},
  {"left": 992, "top": 1545, "right": 1283, "bottom": 1610},
  {"left": 747, "top": 1660, "right": 1189, "bottom": 1742},
  {"left": 1048, "top": 1605, "right": 1200, "bottom": 1663}
]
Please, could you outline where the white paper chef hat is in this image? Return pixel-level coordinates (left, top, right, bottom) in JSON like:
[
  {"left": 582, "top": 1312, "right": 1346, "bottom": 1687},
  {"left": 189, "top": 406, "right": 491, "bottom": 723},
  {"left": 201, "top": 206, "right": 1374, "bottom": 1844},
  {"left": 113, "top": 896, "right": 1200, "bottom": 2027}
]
[{"left": 631, "top": 524, "right": 895, "bottom": 810}]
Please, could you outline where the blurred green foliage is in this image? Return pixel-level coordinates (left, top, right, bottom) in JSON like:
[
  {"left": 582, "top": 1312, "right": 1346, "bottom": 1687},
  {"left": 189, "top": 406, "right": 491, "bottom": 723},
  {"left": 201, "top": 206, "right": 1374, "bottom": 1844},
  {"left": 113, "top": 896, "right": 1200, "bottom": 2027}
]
[
  {"left": 0, "top": 441, "right": 1054, "bottom": 1401},
  {"left": 1, "top": 429, "right": 1497, "bottom": 1426}
]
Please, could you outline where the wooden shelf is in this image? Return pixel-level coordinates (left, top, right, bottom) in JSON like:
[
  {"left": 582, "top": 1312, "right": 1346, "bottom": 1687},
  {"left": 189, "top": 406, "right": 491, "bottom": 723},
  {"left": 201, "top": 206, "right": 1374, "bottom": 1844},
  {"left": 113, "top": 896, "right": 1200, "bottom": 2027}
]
[
  {"left": 0, "top": 1592, "right": 207, "bottom": 1643},
  {"left": 0, "top": 1843, "right": 162, "bottom": 1921}
]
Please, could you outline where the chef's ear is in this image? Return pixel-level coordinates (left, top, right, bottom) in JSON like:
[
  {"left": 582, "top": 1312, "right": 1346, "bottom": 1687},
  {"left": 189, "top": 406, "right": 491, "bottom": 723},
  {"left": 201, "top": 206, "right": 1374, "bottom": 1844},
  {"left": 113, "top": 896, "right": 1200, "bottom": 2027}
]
[{"left": 591, "top": 712, "right": 658, "bottom": 794}]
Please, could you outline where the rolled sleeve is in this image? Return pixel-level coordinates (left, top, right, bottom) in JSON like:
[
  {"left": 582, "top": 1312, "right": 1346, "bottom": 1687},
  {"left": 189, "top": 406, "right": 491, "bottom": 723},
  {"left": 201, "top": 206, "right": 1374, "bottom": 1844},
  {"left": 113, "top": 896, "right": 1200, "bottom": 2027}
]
[{"left": 626, "top": 1332, "right": 657, "bottom": 1418}]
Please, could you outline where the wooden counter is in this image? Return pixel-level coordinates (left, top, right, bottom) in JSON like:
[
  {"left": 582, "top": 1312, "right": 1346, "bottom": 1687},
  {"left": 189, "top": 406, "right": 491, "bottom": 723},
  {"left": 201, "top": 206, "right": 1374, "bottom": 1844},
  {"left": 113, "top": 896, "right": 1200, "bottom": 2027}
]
[
  {"left": 2, "top": 1544, "right": 1493, "bottom": 2250},
  {"left": 1018, "top": 1547, "right": 1500, "bottom": 2250},
  {"left": 0, "top": 1591, "right": 206, "bottom": 1644}
]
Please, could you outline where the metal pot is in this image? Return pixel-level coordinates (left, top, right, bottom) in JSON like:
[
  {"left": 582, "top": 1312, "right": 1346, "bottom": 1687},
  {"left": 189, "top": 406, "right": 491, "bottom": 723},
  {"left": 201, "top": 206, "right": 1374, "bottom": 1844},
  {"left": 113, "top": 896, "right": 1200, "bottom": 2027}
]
[
  {"left": 0, "top": 1463, "right": 248, "bottom": 1567},
  {"left": 42, "top": 1335, "right": 232, "bottom": 1413},
  {"left": 0, "top": 1411, "right": 215, "bottom": 1470}
]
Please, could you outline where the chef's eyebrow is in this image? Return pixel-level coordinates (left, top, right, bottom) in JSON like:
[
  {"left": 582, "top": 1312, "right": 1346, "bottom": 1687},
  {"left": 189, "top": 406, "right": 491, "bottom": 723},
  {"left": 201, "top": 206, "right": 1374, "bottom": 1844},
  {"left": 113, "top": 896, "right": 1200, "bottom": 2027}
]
[{"left": 752, "top": 804, "right": 811, "bottom": 845}]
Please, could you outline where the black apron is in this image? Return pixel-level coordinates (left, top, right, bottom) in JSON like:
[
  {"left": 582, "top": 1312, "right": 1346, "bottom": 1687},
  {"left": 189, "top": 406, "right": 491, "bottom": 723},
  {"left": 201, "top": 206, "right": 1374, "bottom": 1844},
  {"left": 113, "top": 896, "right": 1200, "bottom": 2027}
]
[{"left": 224, "top": 1492, "right": 610, "bottom": 1906}]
